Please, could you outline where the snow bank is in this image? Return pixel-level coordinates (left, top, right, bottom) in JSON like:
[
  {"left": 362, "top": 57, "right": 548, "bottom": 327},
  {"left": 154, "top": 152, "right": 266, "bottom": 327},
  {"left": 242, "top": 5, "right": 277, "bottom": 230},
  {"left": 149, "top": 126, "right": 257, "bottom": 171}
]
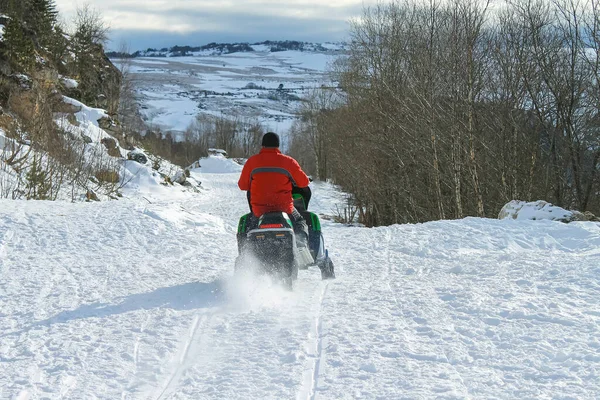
[
  {"left": 121, "top": 160, "right": 162, "bottom": 188},
  {"left": 499, "top": 200, "right": 575, "bottom": 222},
  {"left": 61, "top": 96, "right": 107, "bottom": 127},
  {"left": 195, "top": 154, "right": 242, "bottom": 174},
  {"left": 56, "top": 96, "right": 115, "bottom": 148}
]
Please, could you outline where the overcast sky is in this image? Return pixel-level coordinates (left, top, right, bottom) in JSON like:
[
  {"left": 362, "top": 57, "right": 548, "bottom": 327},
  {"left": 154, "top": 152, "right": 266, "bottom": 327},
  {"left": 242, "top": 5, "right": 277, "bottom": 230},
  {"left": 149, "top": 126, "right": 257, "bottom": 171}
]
[{"left": 54, "top": 0, "right": 375, "bottom": 51}]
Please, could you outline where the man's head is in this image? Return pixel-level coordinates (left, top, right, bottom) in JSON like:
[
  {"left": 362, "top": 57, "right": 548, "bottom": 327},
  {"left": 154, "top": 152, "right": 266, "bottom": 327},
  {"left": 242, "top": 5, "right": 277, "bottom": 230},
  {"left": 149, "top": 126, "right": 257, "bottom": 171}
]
[{"left": 262, "top": 132, "right": 280, "bottom": 148}]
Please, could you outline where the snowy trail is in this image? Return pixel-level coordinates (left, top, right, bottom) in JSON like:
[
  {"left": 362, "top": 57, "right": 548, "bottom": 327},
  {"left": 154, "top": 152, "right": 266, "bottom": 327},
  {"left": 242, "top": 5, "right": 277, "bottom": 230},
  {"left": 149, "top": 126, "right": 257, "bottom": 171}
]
[{"left": 2, "top": 156, "right": 600, "bottom": 399}]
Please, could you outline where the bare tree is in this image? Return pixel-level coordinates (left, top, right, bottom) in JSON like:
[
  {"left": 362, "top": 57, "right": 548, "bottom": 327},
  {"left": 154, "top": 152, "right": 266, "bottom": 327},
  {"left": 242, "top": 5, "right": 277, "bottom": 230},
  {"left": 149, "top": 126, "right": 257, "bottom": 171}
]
[{"left": 307, "top": 0, "right": 600, "bottom": 225}]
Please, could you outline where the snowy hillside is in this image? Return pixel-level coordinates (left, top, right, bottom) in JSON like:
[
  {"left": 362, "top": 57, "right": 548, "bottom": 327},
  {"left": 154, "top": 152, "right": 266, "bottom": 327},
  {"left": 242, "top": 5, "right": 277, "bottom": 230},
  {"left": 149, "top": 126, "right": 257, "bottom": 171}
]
[
  {"left": 1, "top": 155, "right": 600, "bottom": 399},
  {"left": 0, "top": 93, "right": 194, "bottom": 202},
  {"left": 111, "top": 45, "right": 343, "bottom": 140}
]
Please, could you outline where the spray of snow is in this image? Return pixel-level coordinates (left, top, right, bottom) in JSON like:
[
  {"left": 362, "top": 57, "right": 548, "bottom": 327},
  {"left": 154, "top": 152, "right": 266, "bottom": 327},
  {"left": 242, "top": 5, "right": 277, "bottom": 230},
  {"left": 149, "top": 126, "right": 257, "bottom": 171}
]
[{"left": 223, "top": 268, "right": 294, "bottom": 312}]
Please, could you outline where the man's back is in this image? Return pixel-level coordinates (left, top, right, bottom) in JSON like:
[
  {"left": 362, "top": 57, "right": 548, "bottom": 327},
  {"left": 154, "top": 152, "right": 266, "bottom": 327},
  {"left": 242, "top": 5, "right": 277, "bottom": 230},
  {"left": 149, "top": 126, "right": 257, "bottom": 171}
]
[{"left": 238, "top": 147, "right": 309, "bottom": 217}]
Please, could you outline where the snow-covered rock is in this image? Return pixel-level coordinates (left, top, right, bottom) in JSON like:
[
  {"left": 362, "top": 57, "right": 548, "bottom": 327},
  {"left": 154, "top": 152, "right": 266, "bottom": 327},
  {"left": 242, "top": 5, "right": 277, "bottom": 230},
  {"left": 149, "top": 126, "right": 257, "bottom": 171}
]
[
  {"left": 208, "top": 148, "right": 227, "bottom": 156},
  {"left": 171, "top": 169, "right": 187, "bottom": 185},
  {"left": 59, "top": 75, "right": 79, "bottom": 89},
  {"left": 127, "top": 148, "right": 148, "bottom": 165},
  {"left": 498, "top": 200, "right": 597, "bottom": 222}
]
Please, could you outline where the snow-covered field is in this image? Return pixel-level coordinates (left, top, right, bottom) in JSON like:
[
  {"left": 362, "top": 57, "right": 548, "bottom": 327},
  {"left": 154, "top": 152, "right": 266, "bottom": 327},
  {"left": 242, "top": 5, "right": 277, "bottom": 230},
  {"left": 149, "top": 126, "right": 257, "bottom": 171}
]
[
  {"left": 1, "top": 155, "right": 600, "bottom": 399},
  {"left": 111, "top": 46, "right": 341, "bottom": 140}
]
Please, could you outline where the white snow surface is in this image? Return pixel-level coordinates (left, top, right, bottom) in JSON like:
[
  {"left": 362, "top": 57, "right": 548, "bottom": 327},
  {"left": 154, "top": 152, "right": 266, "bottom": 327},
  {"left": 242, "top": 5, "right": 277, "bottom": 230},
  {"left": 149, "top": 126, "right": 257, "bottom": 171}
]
[{"left": 1, "top": 156, "right": 600, "bottom": 399}]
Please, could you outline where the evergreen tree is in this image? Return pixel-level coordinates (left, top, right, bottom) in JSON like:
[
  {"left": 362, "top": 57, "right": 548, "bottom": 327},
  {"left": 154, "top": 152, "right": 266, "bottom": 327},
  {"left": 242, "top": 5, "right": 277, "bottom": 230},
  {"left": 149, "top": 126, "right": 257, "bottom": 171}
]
[
  {"left": 0, "top": 0, "right": 25, "bottom": 18},
  {"left": 2, "top": 9, "right": 35, "bottom": 71},
  {"left": 69, "top": 5, "right": 109, "bottom": 106},
  {"left": 48, "top": 24, "right": 69, "bottom": 71},
  {"left": 25, "top": 0, "right": 58, "bottom": 47},
  {"left": 0, "top": 0, "right": 10, "bottom": 14}
]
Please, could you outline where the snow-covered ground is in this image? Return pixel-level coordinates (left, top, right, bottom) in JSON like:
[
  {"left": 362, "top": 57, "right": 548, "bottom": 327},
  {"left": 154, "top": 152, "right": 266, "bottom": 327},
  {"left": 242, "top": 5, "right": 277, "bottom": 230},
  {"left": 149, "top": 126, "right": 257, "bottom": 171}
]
[
  {"left": 111, "top": 48, "right": 341, "bottom": 140},
  {"left": 1, "top": 156, "right": 600, "bottom": 399}
]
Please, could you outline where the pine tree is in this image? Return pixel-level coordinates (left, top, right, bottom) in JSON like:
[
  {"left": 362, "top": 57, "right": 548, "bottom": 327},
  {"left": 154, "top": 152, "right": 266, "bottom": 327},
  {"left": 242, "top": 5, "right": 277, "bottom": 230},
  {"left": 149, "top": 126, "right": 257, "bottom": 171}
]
[
  {"left": 0, "top": 0, "right": 25, "bottom": 18},
  {"left": 25, "top": 0, "right": 58, "bottom": 47},
  {"left": 69, "top": 5, "right": 109, "bottom": 106},
  {"left": 0, "top": 0, "right": 10, "bottom": 14},
  {"left": 48, "top": 24, "right": 69, "bottom": 71},
  {"left": 2, "top": 10, "right": 35, "bottom": 71}
]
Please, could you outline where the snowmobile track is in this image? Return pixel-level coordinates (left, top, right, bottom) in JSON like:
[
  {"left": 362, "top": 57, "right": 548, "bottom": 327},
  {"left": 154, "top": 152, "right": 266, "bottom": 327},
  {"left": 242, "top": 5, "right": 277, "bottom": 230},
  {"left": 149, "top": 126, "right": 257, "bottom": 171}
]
[
  {"left": 155, "top": 314, "right": 210, "bottom": 400},
  {"left": 298, "top": 282, "right": 329, "bottom": 400}
]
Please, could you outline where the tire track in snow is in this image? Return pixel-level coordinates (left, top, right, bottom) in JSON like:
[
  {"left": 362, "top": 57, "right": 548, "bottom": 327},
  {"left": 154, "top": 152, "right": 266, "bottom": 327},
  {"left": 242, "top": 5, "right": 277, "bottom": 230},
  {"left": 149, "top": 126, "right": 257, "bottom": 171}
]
[
  {"left": 298, "top": 282, "right": 330, "bottom": 400},
  {"left": 155, "top": 314, "right": 209, "bottom": 400}
]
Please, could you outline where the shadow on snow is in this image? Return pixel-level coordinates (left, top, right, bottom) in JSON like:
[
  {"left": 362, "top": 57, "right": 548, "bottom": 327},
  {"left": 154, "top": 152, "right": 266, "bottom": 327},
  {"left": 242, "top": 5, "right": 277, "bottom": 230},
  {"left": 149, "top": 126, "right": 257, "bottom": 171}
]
[{"left": 32, "top": 280, "right": 225, "bottom": 328}]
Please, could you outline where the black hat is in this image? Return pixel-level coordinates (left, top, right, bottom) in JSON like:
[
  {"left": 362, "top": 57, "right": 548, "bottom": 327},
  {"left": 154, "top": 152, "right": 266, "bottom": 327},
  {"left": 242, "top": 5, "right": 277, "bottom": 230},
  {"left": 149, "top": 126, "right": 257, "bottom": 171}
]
[{"left": 262, "top": 132, "right": 280, "bottom": 148}]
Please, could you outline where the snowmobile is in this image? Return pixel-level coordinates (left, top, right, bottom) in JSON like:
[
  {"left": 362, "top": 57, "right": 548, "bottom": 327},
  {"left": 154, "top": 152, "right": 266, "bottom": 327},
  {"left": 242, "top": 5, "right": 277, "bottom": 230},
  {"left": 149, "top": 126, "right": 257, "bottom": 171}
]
[{"left": 235, "top": 188, "right": 335, "bottom": 288}]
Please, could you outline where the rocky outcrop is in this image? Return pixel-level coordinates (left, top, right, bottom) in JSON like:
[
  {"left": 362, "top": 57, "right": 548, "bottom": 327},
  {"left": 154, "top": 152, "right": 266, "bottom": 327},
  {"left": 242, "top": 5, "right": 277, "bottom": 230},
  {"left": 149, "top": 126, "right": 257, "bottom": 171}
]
[
  {"left": 127, "top": 149, "right": 148, "bottom": 164},
  {"left": 172, "top": 170, "right": 187, "bottom": 185},
  {"left": 572, "top": 211, "right": 600, "bottom": 222},
  {"left": 53, "top": 97, "right": 83, "bottom": 114},
  {"left": 86, "top": 189, "right": 100, "bottom": 202},
  {"left": 98, "top": 116, "right": 119, "bottom": 133},
  {"left": 101, "top": 138, "right": 121, "bottom": 158},
  {"left": 499, "top": 200, "right": 599, "bottom": 223},
  {"left": 95, "top": 169, "right": 120, "bottom": 184}
]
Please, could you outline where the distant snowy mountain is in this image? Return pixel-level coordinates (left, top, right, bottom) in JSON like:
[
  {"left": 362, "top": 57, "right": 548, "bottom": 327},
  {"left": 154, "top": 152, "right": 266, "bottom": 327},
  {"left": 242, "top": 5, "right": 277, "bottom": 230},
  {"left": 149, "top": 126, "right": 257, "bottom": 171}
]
[{"left": 107, "top": 40, "right": 349, "bottom": 58}]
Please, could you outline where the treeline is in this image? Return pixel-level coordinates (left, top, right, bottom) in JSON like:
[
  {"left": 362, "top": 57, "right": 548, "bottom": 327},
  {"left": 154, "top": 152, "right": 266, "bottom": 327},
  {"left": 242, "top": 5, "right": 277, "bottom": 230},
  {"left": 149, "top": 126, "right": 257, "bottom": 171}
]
[
  {"left": 289, "top": 0, "right": 600, "bottom": 226},
  {"left": 106, "top": 40, "right": 341, "bottom": 58},
  {"left": 135, "top": 115, "right": 267, "bottom": 167},
  {"left": 108, "top": 42, "right": 256, "bottom": 58}
]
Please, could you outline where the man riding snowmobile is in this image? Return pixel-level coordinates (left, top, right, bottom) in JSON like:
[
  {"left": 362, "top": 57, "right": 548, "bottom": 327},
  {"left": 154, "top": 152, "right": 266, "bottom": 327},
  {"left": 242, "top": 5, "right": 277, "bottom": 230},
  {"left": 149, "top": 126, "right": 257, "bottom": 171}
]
[{"left": 236, "top": 132, "right": 334, "bottom": 281}]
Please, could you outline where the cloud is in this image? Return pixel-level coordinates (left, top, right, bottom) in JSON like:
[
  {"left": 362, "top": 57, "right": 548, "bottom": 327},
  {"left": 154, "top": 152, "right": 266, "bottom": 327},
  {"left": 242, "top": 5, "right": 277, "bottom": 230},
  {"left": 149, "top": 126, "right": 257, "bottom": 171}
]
[{"left": 54, "top": 0, "right": 373, "bottom": 50}]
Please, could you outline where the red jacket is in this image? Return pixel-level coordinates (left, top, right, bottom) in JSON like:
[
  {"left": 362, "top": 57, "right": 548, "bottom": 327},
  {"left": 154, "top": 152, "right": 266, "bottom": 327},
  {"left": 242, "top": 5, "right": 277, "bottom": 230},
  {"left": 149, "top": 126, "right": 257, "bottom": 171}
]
[{"left": 238, "top": 148, "right": 310, "bottom": 217}]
